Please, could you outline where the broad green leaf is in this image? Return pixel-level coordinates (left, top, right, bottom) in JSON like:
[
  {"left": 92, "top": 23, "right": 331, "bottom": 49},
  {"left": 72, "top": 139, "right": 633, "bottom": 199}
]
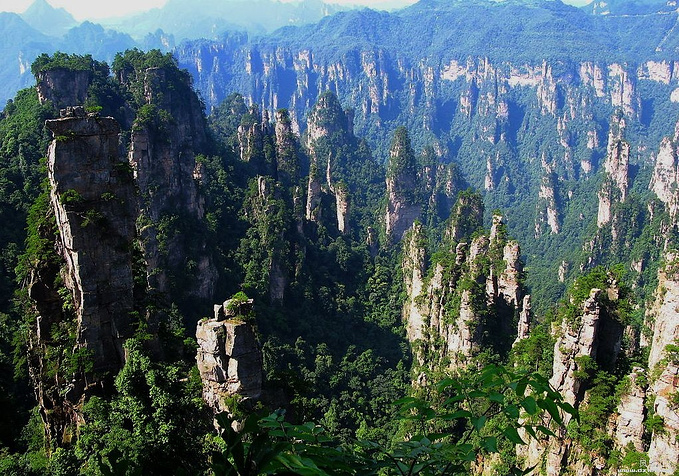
[
  {"left": 504, "top": 405, "right": 520, "bottom": 419},
  {"left": 536, "top": 425, "right": 556, "bottom": 437},
  {"left": 520, "top": 396, "right": 538, "bottom": 415},
  {"left": 472, "top": 415, "right": 487, "bottom": 431},
  {"left": 537, "top": 398, "right": 563, "bottom": 425},
  {"left": 489, "top": 391, "right": 505, "bottom": 403},
  {"left": 502, "top": 426, "right": 526, "bottom": 445},
  {"left": 481, "top": 436, "right": 498, "bottom": 453}
]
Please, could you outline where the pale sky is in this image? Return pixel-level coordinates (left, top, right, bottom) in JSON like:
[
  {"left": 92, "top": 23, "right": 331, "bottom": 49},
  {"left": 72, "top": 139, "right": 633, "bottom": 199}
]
[{"left": 0, "top": 0, "right": 592, "bottom": 22}]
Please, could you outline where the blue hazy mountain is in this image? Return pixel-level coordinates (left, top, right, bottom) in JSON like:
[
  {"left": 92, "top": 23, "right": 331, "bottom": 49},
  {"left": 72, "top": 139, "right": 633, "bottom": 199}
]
[
  {"left": 20, "top": 0, "right": 77, "bottom": 37},
  {"left": 100, "top": 0, "right": 349, "bottom": 40}
]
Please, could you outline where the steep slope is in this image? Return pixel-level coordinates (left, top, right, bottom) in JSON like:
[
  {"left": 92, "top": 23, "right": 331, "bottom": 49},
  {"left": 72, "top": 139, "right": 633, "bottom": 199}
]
[
  {"left": 174, "top": 0, "right": 679, "bottom": 310},
  {"left": 28, "top": 107, "right": 137, "bottom": 447},
  {"left": 20, "top": 0, "right": 77, "bottom": 37}
]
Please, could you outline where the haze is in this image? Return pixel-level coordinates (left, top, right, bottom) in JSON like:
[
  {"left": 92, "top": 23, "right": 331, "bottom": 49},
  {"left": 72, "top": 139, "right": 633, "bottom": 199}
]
[{"left": 1, "top": 0, "right": 593, "bottom": 21}]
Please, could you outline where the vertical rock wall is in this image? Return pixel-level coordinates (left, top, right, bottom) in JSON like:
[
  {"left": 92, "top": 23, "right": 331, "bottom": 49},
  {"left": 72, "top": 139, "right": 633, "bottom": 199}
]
[
  {"left": 30, "top": 108, "right": 137, "bottom": 447},
  {"left": 127, "top": 66, "right": 217, "bottom": 303},
  {"left": 646, "top": 254, "right": 679, "bottom": 473},
  {"left": 196, "top": 298, "right": 263, "bottom": 414}
]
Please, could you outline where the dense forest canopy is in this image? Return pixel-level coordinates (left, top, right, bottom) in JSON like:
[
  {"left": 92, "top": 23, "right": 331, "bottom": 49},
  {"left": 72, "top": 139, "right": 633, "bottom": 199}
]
[{"left": 1, "top": 1, "right": 679, "bottom": 470}]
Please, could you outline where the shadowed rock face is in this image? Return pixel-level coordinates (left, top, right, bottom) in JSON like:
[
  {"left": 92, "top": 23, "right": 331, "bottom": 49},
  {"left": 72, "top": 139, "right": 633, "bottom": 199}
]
[
  {"left": 127, "top": 66, "right": 217, "bottom": 303},
  {"left": 30, "top": 110, "right": 137, "bottom": 447},
  {"left": 196, "top": 299, "right": 263, "bottom": 413},
  {"left": 36, "top": 69, "right": 92, "bottom": 110},
  {"left": 46, "top": 111, "right": 137, "bottom": 372},
  {"left": 401, "top": 213, "right": 530, "bottom": 378}
]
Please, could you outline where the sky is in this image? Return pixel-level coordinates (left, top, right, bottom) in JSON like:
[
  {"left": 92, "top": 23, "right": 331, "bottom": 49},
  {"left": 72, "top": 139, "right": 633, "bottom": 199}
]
[{"left": 0, "top": 0, "right": 592, "bottom": 21}]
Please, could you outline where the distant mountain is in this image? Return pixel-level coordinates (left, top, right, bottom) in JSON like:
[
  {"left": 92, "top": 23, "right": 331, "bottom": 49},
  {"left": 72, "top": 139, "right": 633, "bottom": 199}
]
[
  {"left": 583, "top": 0, "right": 676, "bottom": 15},
  {"left": 101, "top": 0, "right": 349, "bottom": 40},
  {"left": 0, "top": 14, "right": 137, "bottom": 107},
  {"left": 61, "top": 22, "right": 136, "bottom": 61},
  {"left": 0, "top": 12, "right": 53, "bottom": 105},
  {"left": 20, "top": 0, "right": 77, "bottom": 37}
]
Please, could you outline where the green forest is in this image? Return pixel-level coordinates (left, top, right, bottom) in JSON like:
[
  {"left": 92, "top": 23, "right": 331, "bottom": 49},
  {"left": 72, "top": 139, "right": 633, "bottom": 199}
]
[{"left": 0, "top": 48, "right": 676, "bottom": 476}]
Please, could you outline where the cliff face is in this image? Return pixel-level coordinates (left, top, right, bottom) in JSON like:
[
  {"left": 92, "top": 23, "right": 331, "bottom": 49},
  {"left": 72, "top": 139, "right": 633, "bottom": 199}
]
[
  {"left": 46, "top": 108, "right": 136, "bottom": 373},
  {"left": 176, "top": 30, "right": 679, "bottom": 304},
  {"left": 521, "top": 279, "right": 627, "bottom": 475},
  {"left": 401, "top": 207, "right": 529, "bottom": 376},
  {"left": 127, "top": 66, "right": 217, "bottom": 304},
  {"left": 646, "top": 253, "right": 679, "bottom": 473},
  {"left": 650, "top": 120, "right": 679, "bottom": 217},
  {"left": 196, "top": 297, "right": 263, "bottom": 414},
  {"left": 549, "top": 288, "right": 624, "bottom": 406},
  {"left": 385, "top": 127, "right": 421, "bottom": 241},
  {"left": 36, "top": 69, "right": 92, "bottom": 110},
  {"left": 597, "top": 113, "right": 629, "bottom": 229},
  {"left": 30, "top": 107, "right": 136, "bottom": 447},
  {"left": 304, "top": 92, "right": 354, "bottom": 233}
]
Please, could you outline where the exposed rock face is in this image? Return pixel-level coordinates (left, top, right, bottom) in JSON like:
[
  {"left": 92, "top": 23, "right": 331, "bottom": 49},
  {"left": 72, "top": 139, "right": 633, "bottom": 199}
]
[
  {"left": 304, "top": 92, "right": 355, "bottom": 232},
  {"left": 401, "top": 208, "right": 529, "bottom": 374},
  {"left": 335, "top": 184, "right": 350, "bottom": 234},
  {"left": 646, "top": 253, "right": 679, "bottom": 473},
  {"left": 597, "top": 113, "right": 629, "bottom": 228},
  {"left": 196, "top": 298, "right": 263, "bottom": 414},
  {"left": 498, "top": 241, "right": 523, "bottom": 307},
  {"left": 613, "top": 369, "right": 646, "bottom": 451},
  {"left": 31, "top": 110, "right": 136, "bottom": 447},
  {"left": 385, "top": 188, "right": 421, "bottom": 241},
  {"left": 647, "top": 362, "right": 679, "bottom": 473},
  {"left": 523, "top": 280, "right": 627, "bottom": 475},
  {"left": 650, "top": 120, "right": 679, "bottom": 217},
  {"left": 127, "top": 66, "right": 217, "bottom": 303},
  {"left": 515, "top": 295, "right": 531, "bottom": 344},
  {"left": 536, "top": 173, "right": 560, "bottom": 236},
  {"left": 447, "top": 192, "right": 483, "bottom": 242},
  {"left": 401, "top": 223, "right": 427, "bottom": 345},
  {"left": 305, "top": 166, "right": 323, "bottom": 222},
  {"left": 274, "top": 109, "right": 301, "bottom": 187},
  {"left": 385, "top": 127, "right": 421, "bottom": 241},
  {"left": 550, "top": 289, "right": 605, "bottom": 406},
  {"left": 249, "top": 176, "right": 290, "bottom": 303},
  {"left": 306, "top": 91, "right": 349, "bottom": 156},
  {"left": 36, "top": 69, "right": 92, "bottom": 109},
  {"left": 237, "top": 106, "right": 275, "bottom": 176},
  {"left": 46, "top": 110, "right": 136, "bottom": 372}
]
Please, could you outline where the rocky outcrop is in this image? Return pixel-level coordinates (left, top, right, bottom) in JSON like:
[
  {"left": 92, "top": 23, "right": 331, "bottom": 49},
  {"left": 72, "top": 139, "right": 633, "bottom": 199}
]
[
  {"left": 536, "top": 173, "right": 560, "bottom": 236},
  {"left": 646, "top": 253, "right": 679, "bottom": 473},
  {"left": 248, "top": 176, "right": 290, "bottom": 304},
  {"left": 385, "top": 127, "right": 421, "bottom": 241},
  {"left": 36, "top": 69, "right": 92, "bottom": 109},
  {"left": 597, "top": 113, "right": 629, "bottom": 228},
  {"left": 237, "top": 106, "right": 275, "bottom": 175},
  {"left": 447, "top": 192, "right": 483, "bottom": 243},
  {"left": 46, "top": 108, "right": 136, "bottom": 372},
  {"left": 127, "top": 65, "right": 217, "bottom": 304},
  {"left": 550, "top": 289, "right": 605, "bottom": 406},
  {"left": 515, "top": 295, "right": 531, "bottom": 344},
  {"left": 334, "top": 183, "right": 350, "bottom": 234},
  {"left": 274, "top": 109, "right": 301, "bottom": 187},
  {"left": 402, "top": 223, "right": 427, "bottom": 346},
  {"left": 613, "top": 369, "right": 646, "bottom": 452},
  {"left": 305, "top": 165, "right": 323, "bottom": 222},
  {"left": 650, "top": 120, "right": 679, "bottom": 217},
  {"left": 196, "top": 297, "right": 263, "bottom": 414},
  {"left": 304, "top": 92, "right": 355, "bottom": 232},
  {"left": 522, "top": 278, "right": 628, "bottom": 475},
  {"left": 401, "top": 207, "right": 529, "bottom": 375},
  {"left": 30, "top": 108, "right": 137, "bottom": 447}
]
